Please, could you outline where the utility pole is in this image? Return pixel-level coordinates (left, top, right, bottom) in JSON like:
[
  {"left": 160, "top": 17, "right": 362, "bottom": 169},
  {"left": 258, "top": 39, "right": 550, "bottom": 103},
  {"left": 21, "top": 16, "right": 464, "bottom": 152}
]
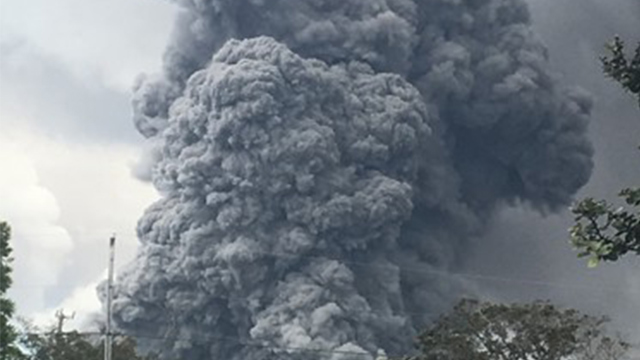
[
  {"left": 54, "top": 309, "right": 75, "bottom": 333},
  {"left": 105, "top": 235, "right": 116, "bottom": 360}
]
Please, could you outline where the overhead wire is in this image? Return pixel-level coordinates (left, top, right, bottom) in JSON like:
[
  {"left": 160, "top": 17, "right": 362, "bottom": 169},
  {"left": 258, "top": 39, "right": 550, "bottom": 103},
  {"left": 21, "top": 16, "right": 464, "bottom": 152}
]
[
  {"left": 9, "top": 232, "right": 640, "bottom": 296},
  {"left": 17, "top": 329, "right": 404, "bottom": 358},
  {"left": 11, "top": 233, "right": 639, "bottom": 358}
]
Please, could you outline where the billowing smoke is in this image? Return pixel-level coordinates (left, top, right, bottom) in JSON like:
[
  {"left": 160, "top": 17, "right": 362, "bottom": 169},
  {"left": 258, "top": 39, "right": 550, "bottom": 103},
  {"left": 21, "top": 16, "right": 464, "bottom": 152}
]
[{"left": 111, "top": 0, "right": 594, "bottom": 358}]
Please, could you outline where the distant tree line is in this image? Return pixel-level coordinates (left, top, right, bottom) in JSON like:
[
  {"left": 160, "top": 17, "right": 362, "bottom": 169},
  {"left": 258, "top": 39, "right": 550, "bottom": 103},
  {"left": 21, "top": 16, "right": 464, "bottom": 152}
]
[{"left": 396, "top": 299, "right": 630, "bottom": 360}]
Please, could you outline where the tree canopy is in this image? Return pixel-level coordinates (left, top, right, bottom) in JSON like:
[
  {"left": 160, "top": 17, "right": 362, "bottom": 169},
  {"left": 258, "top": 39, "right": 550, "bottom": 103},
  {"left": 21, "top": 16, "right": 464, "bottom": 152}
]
[
  {"left": 601, "top": 36, "right": 640, "bottom": 105},
  {"left": 571, "top": 188, "right": 640, "bottom": 266},
  {"left": 401, "top": 299, "right": 629, "bottom": 360},
  {"left": 1, "top": 221, "right": 22, "bottom": 360}
]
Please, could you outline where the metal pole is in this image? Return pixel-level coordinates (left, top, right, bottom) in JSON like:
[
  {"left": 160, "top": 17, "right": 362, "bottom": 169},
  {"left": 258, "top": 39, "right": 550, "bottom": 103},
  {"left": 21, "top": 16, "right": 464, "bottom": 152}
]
[
  {"left": 55, "top": 309, "right": 75, "bottom": 333},
  {"left": 105, "top": 235, "right": 115, "bottom": 360}
]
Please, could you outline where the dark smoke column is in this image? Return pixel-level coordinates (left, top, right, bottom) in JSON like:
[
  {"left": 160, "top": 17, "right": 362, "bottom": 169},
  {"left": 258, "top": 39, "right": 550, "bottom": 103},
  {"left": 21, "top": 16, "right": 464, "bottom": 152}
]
[{"left": 112, "top": 1, "right": 594, "bottom": 359}]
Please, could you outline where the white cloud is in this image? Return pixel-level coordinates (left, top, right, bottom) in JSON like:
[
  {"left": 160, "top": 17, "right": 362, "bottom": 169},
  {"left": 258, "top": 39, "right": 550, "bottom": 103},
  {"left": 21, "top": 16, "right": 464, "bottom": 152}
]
[
  {"left": 31, "top": 274, "right": 104, "bottom": 331},
  {"left": 0, "top": 125, "right": 158, "bottom": 321},
  {"left": 0, "top": 139, "right": 74, "bottom": 315},
  {"left": 0, "top": 41, "right": 136, "bottom": 143},
  {"left": 0, "top": 0, "right": 175, "bottom": 90},
  {"left": 0, "top": 0, "right": 166, "bottom": 322}
]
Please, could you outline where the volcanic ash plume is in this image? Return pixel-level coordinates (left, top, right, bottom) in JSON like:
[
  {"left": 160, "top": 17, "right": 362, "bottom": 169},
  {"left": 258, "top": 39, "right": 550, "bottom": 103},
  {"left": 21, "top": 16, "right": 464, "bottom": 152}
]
[{"left": 112, "top": 0, "right": 594, "bottom": 359}]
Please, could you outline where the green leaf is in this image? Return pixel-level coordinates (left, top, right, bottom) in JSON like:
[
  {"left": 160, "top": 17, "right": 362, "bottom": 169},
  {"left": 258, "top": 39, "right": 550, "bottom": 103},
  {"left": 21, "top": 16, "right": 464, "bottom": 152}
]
[{"left": 587, "top": 257, "right": 600, "bottom": 268}]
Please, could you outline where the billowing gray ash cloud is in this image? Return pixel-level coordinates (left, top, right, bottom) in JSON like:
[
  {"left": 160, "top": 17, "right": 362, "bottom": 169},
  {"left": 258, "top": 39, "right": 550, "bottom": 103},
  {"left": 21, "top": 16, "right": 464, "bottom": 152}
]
[{"left": 113, "top": 0, "right": 594, "bottom": 358}]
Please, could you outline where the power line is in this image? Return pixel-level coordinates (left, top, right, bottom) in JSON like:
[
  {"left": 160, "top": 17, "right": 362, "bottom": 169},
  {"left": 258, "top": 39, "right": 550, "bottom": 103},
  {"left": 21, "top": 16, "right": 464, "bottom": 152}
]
[
  {"left": 9, "top": 230, "right": 640, "bottom": 296},
  {"left": 9, "top": 248, "right": 640, "bottom": 296},
  {"left": 200, "top": 247, "right": 640, "bottom": 296},
  {"left": 92, "top": 235, "right": 640, "bottom": 295},
  {"left": 54, "top": 309, "right": 75, "bottom": 333},
  {"left": 129, "top": 332, "right": 389, "bottom": 358}
]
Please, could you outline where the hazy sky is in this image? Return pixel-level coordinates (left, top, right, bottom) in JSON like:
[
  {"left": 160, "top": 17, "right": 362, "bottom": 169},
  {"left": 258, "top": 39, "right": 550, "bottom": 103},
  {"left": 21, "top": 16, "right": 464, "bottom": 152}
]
[
  {"left": 0, "top": 0, "right": 175, "bottom": 325},
  {"left": 464, "top": 0, "right": 640, "bottom": 343},
  {"left": 469, "top": 0, "right": 640, "bottom": 338},
  {"left": 0, "top": 0, "right": 638, "bottom": 345}
]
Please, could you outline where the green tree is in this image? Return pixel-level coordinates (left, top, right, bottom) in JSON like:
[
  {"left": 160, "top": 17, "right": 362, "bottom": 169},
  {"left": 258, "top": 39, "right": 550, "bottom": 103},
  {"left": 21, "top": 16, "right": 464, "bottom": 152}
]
[
  {"left": 20, "top": 330, "right": 100, "bottom": 360},
  {"left": 401, "top": 299, "right": 630, "bottom": 360},
  {"left": 570, "top": 37, "right": 640, "bottom": 266},
  {"left": 1, "top": 221, "right": 23, "bottom": 360},
  {"left": 601, "top": 36, "right": 640, "bottom": 104}
]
